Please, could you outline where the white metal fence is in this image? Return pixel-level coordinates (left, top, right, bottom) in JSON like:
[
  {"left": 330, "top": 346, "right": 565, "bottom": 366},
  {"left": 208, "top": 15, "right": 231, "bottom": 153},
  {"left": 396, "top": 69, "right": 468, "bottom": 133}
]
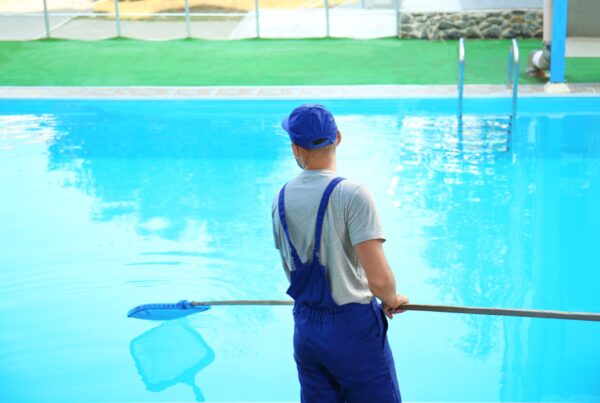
[{"left": 0, "top": 0, "right": 402, "bottom": 41}]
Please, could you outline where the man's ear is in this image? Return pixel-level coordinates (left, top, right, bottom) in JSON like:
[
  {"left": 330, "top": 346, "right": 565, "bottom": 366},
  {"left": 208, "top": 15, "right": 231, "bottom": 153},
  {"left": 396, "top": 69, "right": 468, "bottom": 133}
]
[
  {"left": 291, "top": 143, "right": 299, "bottom": 157},
  {"left": 336, "top": 130, "right": 342, "bottom": 146}
]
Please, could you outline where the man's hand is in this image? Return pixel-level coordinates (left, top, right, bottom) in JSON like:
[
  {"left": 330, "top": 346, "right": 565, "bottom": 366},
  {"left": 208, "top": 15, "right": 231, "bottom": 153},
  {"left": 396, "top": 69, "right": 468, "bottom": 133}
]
[{"left": 382, "top": 294, "right": 409, "bottom": 319}]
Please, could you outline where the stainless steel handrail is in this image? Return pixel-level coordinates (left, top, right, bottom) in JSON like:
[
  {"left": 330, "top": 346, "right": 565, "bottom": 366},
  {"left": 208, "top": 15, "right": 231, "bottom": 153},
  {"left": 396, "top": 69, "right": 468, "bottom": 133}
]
[
  {"left": 458, "top": 37, "right": 465, "bottom": 120},
  {"left": 507, "top": 38, "right": 519, "bottom": 124}
]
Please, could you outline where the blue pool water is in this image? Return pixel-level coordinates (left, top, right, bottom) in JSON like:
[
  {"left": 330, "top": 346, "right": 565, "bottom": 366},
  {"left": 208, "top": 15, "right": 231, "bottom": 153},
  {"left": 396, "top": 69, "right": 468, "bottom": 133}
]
[{"left": 0, "top": 97, "right": 599, "bottom": 402}]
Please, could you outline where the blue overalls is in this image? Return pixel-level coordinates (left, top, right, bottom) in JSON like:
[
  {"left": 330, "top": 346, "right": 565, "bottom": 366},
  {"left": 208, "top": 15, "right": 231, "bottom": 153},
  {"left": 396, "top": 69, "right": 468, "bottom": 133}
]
[{"left": 278, "top": 177, "right": 401, "bottom": 403}]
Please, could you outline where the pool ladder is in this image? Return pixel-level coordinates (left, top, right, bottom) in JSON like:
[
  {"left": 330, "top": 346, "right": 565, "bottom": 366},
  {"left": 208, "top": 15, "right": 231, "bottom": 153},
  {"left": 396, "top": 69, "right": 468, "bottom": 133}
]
[
  {"left": 507, "top": 38, "right": 520, "bottom": 140},
  {"left": 457, "top": 38, "right": 520, "bottom": 151},
  {"left": 458, "top": 38, "right": 465, "bottom": 120}
]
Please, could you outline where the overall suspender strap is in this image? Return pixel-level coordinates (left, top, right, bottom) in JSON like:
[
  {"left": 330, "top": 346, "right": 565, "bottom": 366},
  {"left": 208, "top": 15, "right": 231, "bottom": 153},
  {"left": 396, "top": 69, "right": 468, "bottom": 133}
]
[
  {"left": 278, "top": 184, "right": 303, "bottom": 268},
  {"left": 312, "top": 177, "right": 345, "bottom": 262}
]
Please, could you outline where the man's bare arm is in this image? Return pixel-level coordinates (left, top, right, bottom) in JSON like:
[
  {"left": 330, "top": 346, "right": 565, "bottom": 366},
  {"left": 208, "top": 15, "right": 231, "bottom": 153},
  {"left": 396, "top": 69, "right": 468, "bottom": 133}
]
[{"left": 355, "top": 239, "right": 409, "bottom": 318}]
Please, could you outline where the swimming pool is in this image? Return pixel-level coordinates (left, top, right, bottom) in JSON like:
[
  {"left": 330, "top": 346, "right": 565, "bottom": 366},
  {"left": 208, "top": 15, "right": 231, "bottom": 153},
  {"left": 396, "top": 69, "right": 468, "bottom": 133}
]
[{"left": 0, "top": 97, "right": 599, "bottom": 402}]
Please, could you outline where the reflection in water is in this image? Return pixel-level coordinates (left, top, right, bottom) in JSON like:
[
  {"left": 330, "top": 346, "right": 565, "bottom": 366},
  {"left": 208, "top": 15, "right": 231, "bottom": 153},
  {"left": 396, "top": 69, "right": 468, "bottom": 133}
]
[
  {"left": 45, "top": 102, "right": 286, "bottom": 242},
  {"left": 130, "top": 320, "right": 215, "bottom": 402},
  {"left": 498, "top": 115, "right": 600, "bottom": 401},
  {"left": 2, "top": 99, "right": 599, "bottom": 402},
  {"left": 42, "top": 101, "right": 293, "bottom": 301},
  {"left": 46, "top": 104, "right": 600, "bottom": 400},
  {"left": 0, "top": 114, "right": 58, "bottom": 150},
  {"left": 386, "top": 111, "right": 600, "bottom": 400},
  {"left": 390, "top": 114, "right": 514, "bottom": 358}
]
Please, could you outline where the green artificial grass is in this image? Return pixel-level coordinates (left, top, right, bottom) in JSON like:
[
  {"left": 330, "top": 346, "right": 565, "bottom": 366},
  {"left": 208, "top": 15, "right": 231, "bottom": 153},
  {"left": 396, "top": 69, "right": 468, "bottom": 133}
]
[{"left": 0, "top": 38, "right": 598, "bottom": 86}]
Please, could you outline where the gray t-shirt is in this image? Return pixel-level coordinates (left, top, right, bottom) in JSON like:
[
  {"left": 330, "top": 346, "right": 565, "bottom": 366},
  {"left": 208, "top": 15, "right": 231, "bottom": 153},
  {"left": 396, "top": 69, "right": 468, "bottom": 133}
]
[{"left": 271, "top": 169, "right": 385, "bottom": 305}]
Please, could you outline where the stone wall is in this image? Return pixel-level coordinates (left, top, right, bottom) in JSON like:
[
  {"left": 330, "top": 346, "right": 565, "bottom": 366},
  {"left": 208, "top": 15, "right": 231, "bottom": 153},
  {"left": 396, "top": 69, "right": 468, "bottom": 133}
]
[{"left": 399, "top": 10, "right": 543, "bottom": 39}]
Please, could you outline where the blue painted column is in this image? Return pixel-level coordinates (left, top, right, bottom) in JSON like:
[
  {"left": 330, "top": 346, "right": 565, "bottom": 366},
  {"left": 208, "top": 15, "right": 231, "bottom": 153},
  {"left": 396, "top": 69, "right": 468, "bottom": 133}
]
[{"left": 550, "top": 0, "right": 569, "bottom": 83}]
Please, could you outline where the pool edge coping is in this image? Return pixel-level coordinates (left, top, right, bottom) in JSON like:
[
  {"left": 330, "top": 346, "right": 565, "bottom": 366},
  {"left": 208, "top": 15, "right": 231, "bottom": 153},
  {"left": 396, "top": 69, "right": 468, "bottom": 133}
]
[{"left": 1, "top": 83, "right": 600, "bottom": 99}]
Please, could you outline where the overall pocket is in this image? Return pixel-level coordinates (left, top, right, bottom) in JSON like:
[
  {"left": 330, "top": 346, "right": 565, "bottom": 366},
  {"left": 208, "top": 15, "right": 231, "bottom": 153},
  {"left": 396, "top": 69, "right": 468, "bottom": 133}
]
[{"left": 344, "top": 303, "right": 381, "bottom": 340}]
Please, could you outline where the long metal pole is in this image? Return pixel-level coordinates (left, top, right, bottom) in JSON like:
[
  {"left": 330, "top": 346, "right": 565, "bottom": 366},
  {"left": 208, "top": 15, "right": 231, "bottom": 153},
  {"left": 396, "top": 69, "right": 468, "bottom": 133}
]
[
  {"left": 42, "top": 0, "right": 50, "bottom": 38},
  {"left": 255, "top": 0, "right": 260, "bottom": 38},
  {"left": 115, "top": 0, "right": 121, "bottom": 38},
  {"left": 187, "top": 300, "right": 600, "bottom": 322},
  {"left": 324, "top": 0, "right": 330, "bottom": 38},
  {"left": 184, "top": 0, "right": 191, "bottom": 38}
]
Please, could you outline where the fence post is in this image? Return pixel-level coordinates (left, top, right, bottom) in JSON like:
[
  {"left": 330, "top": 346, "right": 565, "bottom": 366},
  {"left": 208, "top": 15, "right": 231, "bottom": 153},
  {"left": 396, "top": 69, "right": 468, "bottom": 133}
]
[
  {"left": 255, "top": 0, "right": 260, "bottom": 38},
  {"left": 395, "top": 0, "right": 400, "bottom": 38},
  {"left": 42, "top": 0, "right": 51, "bottom": 38},
  {"left": 185, "top": 0, "right": 191, "bottom": 38},
  {"left": 115, "top": 0, "right": 121, "bottom": 37},
  {"left": 324, "top": 0, "right": 330, "bottom": 37}
]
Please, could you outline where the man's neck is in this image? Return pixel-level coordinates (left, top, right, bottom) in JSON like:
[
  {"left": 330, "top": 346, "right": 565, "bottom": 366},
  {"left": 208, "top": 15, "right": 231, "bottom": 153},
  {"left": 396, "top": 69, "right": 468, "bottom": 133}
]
[{"left": 303, "top": 159, "right": 336, "bottom": 172}]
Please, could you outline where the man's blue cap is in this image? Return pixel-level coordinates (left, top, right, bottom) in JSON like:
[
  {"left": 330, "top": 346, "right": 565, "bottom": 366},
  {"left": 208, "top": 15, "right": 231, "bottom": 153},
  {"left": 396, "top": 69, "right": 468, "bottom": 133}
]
[{"left": 281, "top": 104, "right": 338, "bottom": 150}]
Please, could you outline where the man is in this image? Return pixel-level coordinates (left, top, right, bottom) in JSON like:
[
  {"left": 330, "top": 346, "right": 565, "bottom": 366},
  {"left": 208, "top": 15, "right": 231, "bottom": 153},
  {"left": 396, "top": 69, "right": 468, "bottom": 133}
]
[{"left": 272, "top": 104, "right": 409, "bottom": 403}]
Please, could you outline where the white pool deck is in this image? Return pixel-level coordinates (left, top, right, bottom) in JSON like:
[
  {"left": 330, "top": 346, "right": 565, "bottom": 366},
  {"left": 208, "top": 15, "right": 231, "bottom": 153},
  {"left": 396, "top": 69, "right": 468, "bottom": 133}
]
[{"left": 1, "top": 83, "right": 599, "bottom": 100}]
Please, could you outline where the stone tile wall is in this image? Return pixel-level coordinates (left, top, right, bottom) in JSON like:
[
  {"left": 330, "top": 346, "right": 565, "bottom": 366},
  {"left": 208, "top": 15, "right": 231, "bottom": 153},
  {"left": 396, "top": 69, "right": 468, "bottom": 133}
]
[{"left": 399, "top": 10, "right": 543, "bottom": 39}]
